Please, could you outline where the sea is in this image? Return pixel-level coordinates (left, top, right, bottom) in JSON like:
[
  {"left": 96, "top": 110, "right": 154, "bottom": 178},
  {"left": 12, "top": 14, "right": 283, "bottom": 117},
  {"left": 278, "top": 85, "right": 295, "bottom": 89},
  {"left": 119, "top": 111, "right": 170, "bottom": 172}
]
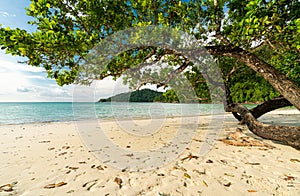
[
  {"left": 0, "top": 102, "right": 226, "bottom": 125},
  {"left": 1, "top": 102, "right": 298, "bottom": 126}
]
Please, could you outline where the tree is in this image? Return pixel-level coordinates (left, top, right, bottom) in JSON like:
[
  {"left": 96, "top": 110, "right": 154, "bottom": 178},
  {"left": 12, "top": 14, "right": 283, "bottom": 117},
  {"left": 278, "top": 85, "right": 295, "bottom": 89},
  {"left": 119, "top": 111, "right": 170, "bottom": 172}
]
[{"left": 0, "top": 0, "right": 299, "bottom": 149}]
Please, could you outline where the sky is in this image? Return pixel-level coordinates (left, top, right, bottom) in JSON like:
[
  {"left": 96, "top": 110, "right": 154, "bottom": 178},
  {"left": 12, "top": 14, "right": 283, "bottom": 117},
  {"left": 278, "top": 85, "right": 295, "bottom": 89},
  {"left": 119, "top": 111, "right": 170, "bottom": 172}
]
[{"left": 0, "top": 0, "right": 130, "bottom": 102}]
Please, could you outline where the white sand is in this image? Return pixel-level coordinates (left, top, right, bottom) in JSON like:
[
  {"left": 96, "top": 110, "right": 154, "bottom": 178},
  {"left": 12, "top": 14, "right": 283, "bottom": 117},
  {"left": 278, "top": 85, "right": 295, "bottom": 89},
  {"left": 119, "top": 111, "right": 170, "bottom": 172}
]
[{"left": 0, "top": 110, "right": 299, "bottom": 195}]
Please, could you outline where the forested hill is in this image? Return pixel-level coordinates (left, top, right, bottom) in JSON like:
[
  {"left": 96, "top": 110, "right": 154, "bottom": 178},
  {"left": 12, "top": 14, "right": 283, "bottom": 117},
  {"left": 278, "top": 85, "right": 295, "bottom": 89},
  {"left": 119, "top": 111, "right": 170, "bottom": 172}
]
[{"left": 98, "top": 89, "right": 163, "bottom": 102}]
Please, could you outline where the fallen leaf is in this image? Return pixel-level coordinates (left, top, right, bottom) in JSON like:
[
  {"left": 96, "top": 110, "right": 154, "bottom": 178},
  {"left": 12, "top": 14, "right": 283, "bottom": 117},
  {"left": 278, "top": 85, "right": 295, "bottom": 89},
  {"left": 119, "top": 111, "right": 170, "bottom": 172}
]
[
  {"left": 44, "top": 182, "right": 67, "bottom": 189},
  {"left": 202, "top": 180, "right": 208, "bottom": 187},
  {"left": 56, "top": 182, "right": 67, "bottom": 187},
  {"left": 247, "top": 190, "right": 257, "bottom": 192},
  {"left": 206, "top": 159, "right": 213, "bottom": 163},
  {"left": 39, "top": 140, "right": 50, "bottom": 143},
  {"left": 124, "top": 153, "right": 134, "bottom": 157},
  {"left": 86, "top": 182, "right": 97, "bottom": 191},
  {"left": 114, "top": 177, "right": 122, "bottom": 188},
  {"left": 193, "top": 169, "right": 206, "bottom": 175},
  {"left": 224, "top": 182, "right": 231, "bottom": 187},
  {"left": 290, "top": 159, "right": 300, "bottom": 163},
  {"left": 184, "top": 173, "right": 191, "bottom": 179},
  {"left": 0, "top": 184, "right": 13, "bottom": 192},
  {"left": 224, "top": 173, "right": 235, "bottom": 177},
  {"left": 68, "top": 166, "right": 79, "bottom": 170},
  {"left": 96, "top": 165, "right": 104, "bottom": 170},
  {"left": 67, "top": 190, "right": 75, "bottom": 194},
  {"left": 183, "top": 182, "right": 187, "bottom": 187},
  {"left": 82, "top": 180, "right": 98, "bottom": 188},
  {"left": 173, "top": 166, "right": 187, "bottom": 172},
  {"left": 58, "top": 152, "right": 67, "bottom": 156},
  {"left": 284, "top": 176, "right": 295, "bottom": 181},
  {"left": 181, "top": 153, "right": 199, "bottom": 161},
  {"left": 246, "top": 162, "right": 260, "bottom": 165},
  {"left": 192, "top": 138, "right": 203, "bottom": 142},
  {"left": 44, "top": 184, "right": 56, "bottom": 189},
  {"left": 220, "top": 160, "right": 228, "bottom": 164}
]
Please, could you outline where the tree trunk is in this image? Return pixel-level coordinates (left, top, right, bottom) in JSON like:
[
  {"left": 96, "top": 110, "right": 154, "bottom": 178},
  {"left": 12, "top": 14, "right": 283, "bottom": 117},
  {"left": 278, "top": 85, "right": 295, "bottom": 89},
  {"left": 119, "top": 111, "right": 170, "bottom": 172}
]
[
  {"left": 222, "top": 67, "right": 243, "bottom": 121},
  {"left": 250, "top": 96, "right": 292, "bottom": 119},
  {"left": 231, "top": 97, "right": 293, "bottom": 122},
  {"left": 174, "top": 45, "right": 300, "bottom": 149},
  {"left": 219, "top": 56, "right": 293, "bottom": 122},
  {"left": 226, "top": 103, "right": 300, "bottom": 150},
  {"left": 205, "top": 46, "right": 300, "bottom": 111}
]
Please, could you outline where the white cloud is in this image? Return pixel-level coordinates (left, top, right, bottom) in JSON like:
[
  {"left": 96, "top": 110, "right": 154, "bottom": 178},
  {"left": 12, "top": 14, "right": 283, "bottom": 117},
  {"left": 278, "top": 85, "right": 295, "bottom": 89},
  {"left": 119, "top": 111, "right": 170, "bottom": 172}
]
[
  {"left": 72, "top": 78, "right": 130, "bottom": 102},
  {"left": 39, "top": 87, "right": 71, "bottom": 98},
  {"left": 17, "top": 86, "right": 37, "bottom": 93},
  {"left": 0, "top": 58, "right": 62, "bottom": 101},
  {"left": 0, "top": 11, "right": 9, "bottom": 17},
  {"left": 0, "top": 11, "right": 16, "bottom": 18},
  {"left": 0, "top": 60, "right": 44, "bottom": 73},
  {"left": 25, "top": 75, "right": 46, "bottom": 80},
  {"left": 0, "top": 56, "right": 130, "bottom": 102}
]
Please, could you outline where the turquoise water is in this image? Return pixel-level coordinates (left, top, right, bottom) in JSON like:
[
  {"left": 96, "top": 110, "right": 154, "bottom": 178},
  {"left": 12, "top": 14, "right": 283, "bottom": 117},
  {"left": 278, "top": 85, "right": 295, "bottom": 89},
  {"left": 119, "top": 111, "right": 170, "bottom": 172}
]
[{"left": 0, "top": 102, "right": 226, "bottom": 125}]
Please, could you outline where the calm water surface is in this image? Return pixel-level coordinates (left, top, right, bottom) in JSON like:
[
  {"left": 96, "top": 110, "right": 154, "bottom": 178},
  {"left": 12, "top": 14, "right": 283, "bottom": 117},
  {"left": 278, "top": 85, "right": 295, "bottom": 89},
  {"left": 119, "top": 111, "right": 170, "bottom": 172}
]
[{"left": 0, "top": 102, "right": 225, "bottom": 124}]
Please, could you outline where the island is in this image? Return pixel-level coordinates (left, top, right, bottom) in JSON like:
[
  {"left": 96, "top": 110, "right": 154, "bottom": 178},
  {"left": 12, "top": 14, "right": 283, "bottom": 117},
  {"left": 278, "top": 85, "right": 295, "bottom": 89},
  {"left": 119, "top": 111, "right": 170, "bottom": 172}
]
[{"left": 98, "top": 89, "right": 164, "bottom": 102}]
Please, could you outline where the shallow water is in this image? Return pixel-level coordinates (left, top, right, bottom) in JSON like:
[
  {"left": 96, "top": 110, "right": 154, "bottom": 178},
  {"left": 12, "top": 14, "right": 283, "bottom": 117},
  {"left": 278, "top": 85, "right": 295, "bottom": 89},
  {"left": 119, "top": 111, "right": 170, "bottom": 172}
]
[{"left": 0, "top": 102, "right": 225, "bottom": 124}]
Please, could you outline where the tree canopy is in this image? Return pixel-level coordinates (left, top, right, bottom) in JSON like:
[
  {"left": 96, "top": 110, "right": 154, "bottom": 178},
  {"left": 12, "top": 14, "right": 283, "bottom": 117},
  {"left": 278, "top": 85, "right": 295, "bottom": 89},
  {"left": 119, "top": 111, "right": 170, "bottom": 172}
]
[
  {"left": 0, "top": 0, "right": 300, "bottom": 148},
  {"left": 0, "top": 0, "right": 298, "bottom": 85}
]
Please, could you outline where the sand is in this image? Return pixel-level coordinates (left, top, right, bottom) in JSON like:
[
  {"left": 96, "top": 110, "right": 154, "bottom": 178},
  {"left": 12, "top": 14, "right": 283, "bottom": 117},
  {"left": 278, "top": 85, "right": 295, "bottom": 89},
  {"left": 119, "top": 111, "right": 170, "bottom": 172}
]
[{"left": 0, "top": 109, "right": 299, "bottom": 195}]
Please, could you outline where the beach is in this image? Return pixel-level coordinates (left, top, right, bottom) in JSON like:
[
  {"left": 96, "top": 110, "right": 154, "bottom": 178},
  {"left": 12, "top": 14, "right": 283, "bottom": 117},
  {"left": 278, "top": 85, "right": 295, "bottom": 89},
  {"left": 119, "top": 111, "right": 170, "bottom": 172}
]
[{"left": 0, "top": 109, "right": 299, "bottom": 195}]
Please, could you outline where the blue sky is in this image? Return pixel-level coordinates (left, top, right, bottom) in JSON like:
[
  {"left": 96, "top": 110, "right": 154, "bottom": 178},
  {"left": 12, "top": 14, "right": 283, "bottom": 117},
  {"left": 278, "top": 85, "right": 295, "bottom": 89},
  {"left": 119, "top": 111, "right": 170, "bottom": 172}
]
[{"left": 0, "top": 0, "right": 129, "bottom": 102}]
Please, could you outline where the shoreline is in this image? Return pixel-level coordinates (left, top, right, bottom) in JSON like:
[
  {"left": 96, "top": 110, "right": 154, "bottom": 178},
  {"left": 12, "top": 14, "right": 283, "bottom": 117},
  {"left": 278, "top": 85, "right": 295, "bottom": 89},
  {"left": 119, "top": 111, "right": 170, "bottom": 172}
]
[
  {"left": 0, "top": 112, "right": 229, "bottom": 126},
  {"left": 0, "top": 109, "right": 299, "bottom": 195},
  {"left": 1, "top": 108, "right": 299, "bottom": 126}
]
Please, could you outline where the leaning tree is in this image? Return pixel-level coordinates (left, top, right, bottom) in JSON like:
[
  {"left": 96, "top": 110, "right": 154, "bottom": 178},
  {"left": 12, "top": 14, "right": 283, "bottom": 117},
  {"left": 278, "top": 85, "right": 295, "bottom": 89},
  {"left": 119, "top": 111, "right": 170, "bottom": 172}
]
[{"left": 0, "top": 0, "right": 299, "bottom": 148}]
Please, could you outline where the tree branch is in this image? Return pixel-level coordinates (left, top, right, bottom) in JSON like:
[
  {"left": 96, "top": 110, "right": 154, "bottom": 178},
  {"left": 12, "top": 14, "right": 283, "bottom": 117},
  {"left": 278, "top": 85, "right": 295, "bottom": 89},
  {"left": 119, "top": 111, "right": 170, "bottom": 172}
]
[
  {"left": 226, "top": 103, "right": 300, "bottom": 150},
  {"left": 204, "top": 45, "right": 300, "bottom": 110},
  {"left": 250, "top": 96, "right": 292, "bottom": 119}
]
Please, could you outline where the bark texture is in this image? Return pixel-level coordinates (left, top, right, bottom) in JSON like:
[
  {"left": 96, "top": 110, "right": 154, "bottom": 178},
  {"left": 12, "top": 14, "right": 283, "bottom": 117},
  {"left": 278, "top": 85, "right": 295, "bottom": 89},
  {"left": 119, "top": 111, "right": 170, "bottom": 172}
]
[
  {"left": 250, "top": 97, "right": 292, "bottom": 119},
  {"left": 226, "top": 103, "right": 300, "bottom": 150},
  {"left": 231, "top": 97, "right": 293, "bottom": 122},
  {"left": 205, "top": 46, "right": 300, "bottom": 111},
  {"left": 178, "top": 45, "right": 300, "bottom": 149}
]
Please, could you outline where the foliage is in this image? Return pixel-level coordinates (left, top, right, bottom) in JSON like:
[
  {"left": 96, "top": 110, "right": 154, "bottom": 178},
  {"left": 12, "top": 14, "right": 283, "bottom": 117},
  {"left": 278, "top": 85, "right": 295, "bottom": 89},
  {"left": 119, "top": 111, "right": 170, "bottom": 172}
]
[
  {"left": 226, "top": 0, "right": 300, "bottom": 50},
  {"left": 0, "top": 0, "right": 299, "bottom": 103},
  {"left": 99, "top": 88, "right": 163, "bottom": 102},
  {"left": 154, "top": 89, "right": 179, "bottom": 103}
]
